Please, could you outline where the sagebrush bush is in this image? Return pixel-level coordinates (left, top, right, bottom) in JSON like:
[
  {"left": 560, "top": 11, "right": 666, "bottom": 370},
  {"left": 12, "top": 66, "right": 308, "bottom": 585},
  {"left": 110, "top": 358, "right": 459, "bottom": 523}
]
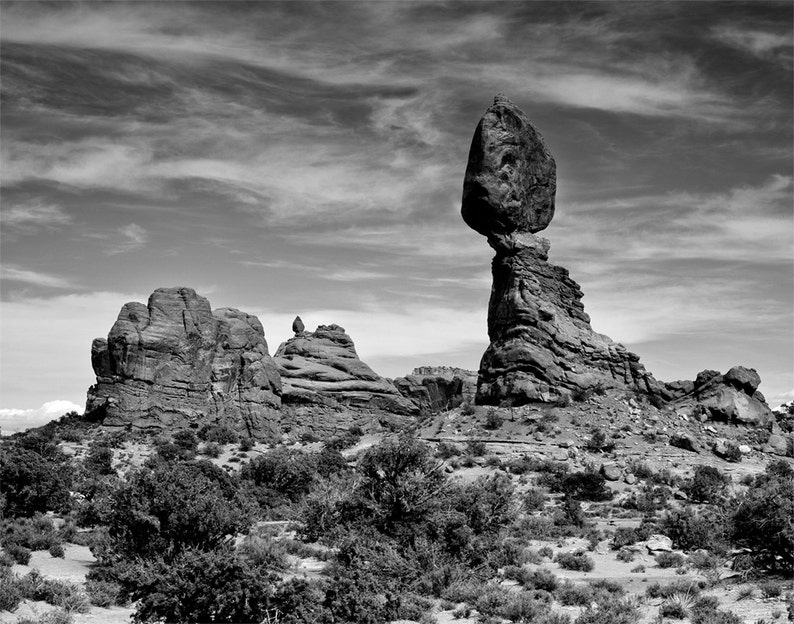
[
  {"left": 523, "top": 487, "right": 548, "bottom": 511},
  {"left": 555, "top": 549, "right": 594, "bottom": 572},
  {"left": 655, "top": 551, "right": 686, "bottom": 568},
  {"left": 683, "top": 466, "right": 730, "bottom": 503},
  {"left": 0, "top": 569, "right": 22, "bottom": 611},
  {"left": 85, "top": 579, "right": 121, "bottom": 607}
]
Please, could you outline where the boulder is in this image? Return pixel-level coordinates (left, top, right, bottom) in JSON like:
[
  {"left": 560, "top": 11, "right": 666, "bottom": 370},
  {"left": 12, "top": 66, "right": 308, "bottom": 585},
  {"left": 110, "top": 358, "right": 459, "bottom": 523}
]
[
  {"left": 644, "top": 534, "right": 673, "bottom": 553},
  {"left": 274, "top": 323, "right": 418, "bottom": 416},
  {"left": 394, "top": 366, "right": 477, "bottom": 413},
  {"left": 86, "top": 287, "right": 281, "bottom": 438},
  {"left": 670, "top": 432, "right": 700, "bottom": 453},
  {"left": 666, "top": 367, "right": 774, "bottom": 427},
  {"left": 461, "top": 95, "right": 659, "bottom": 406},
  {"left": 600, "top": 463, "right": 622, "bottom": 481},
  {"left": 763, "top": 434, "right": 789, "bottom": 456}
]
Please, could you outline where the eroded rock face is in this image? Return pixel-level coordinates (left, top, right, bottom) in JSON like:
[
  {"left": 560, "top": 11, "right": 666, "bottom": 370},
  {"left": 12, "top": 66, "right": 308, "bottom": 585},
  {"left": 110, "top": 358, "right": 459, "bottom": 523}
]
[
  {"left": 86, "top": 287, "right": 281, "bottom": 437},
  {"left": 394, "top": 366, "right": 477, "bottom": 413},
  {"left": 462, "top": 96, "right": 658, "bottom": 405},
  {"left": 274, "top": 324, "right": 418, "bottom": 416},
  {"left": 664, "top": 366, "right": 774, "bottom": 426}
]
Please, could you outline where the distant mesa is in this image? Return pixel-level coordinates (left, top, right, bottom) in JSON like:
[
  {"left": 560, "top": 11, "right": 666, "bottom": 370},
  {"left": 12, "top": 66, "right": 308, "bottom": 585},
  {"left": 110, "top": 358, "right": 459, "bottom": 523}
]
[{"left": 462, "top": 95, "right": 658, "bottom": 405}]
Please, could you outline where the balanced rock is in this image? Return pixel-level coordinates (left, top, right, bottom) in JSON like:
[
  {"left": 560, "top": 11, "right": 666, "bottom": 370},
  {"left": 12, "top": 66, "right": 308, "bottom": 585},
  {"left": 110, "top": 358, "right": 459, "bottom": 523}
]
[
  {"left": 462, "top": 93, "right": 556, "bottom": 242},
  {"left": 394, "top": 366, "right": 477, "bottom": 413},
  {"left": 86, "top": 287, "right": 281, "bottom": 437},
  {"left": 274, "top": 324, "right": 418, "bottom": 416},
  {"left": 665, "top": 366, "right": 774, "bottom": 426},
  {"left": 462, "top": 96, "right": 658, "bottom": 405}
]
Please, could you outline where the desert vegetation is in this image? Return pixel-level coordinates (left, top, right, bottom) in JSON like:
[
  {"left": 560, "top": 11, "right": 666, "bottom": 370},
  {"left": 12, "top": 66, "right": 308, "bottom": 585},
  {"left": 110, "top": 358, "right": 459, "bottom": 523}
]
[{"left": 0, "top": 402, "right": 793, "bottom": 624}]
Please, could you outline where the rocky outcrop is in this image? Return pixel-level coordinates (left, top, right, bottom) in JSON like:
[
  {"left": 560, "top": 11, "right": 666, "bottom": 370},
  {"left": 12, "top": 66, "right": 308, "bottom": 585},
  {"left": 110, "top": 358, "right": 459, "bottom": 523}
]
[
  {"left": 664, "top": 366, "right": 774, "bottom": 426},
  {"left": 394, "top": 366, "right": 477, "bottom": 413},
  {"left": 274, "top": 324, "right": 418, "bottom": 416},
  {"left": 86, "top": 287, "right": 282, "bottom": 437},
  {"left": 462, "top": 95, "right": 658, "bottom": 405}
]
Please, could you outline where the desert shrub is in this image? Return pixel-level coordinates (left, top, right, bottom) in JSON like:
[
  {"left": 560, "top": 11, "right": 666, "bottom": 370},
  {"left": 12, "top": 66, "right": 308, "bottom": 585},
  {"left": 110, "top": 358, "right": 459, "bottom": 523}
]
[
  {"left": 616, "top": 548, "right": 635, "bottom": 562},
  {"left": 538, "top": 545, "right": 554, "bottom": 559},
  {"left": 239, "top": 437, "right": 254, "bottom": 452},
  {"left": 98, "top": 460, "right": 253, "bottom": 561},
  {"left": 558, "top": 468, "right": 612, "bottom": 501},
  {"left": 436, "top": 441, "right": 460, "bottom": 459},
  {"left": 690, "top": 595, "right": 742, "bottom": 624},
  {"left": 0, "top": 568, "right": 23, "bottom": 611},
  {"left": 325, "top": 429, "right": 362, "bottom": 451},
  {"left": 497, "top": 591, "right": 553, "bottom": 621},
  {"left": 731, "top": 460, "right": 794, "bottom": 572},
  {"left": 621, "top": 483, "right": 670, "bottom": 513},
  {"left": 447, "top": 473, "right": 515, "bottom": 536},
  {"left": 720, "top": 443, "right": 742, "bottom": 463},
  {"left": 555, "top": 580, "right": 594, "bottom": 606},
  {"left": 197, "top": 424, "right": 239, "bottom": 445},
  {"left": 683, "top": 466, "right": 730, "bottom": 503},
  {"left": 584, "top": 428, "right": 614, "bottom": 453},
  {"left": 660, "top": 507, "right": 729, "bottom": 554},
  {"left": 523, "top": 487, "right": 548, "bottom": 511},
  {"left": 656, "top": 551, "right": 686, "bottom": 568},
  {"left": 237, "top": 534, "right": 288, "bottom": 570},
  {"left": 527, "top": 568, "right": 559, "bottom": 592},
  {"left": 555, "top": 549, "right": 594, "bottom": 572},
  {"left": 354, "top": 436, "right": 447, "bottom": 538},
  {"left": 574, "top": 598, "right": 640, "bottom": 624},
  {"left": 48, "top": 543, "right": 65, "bottom": 558},
  {"left": 631, "top": 564, "right": 645, "bottom": 573},
  {"left": 485, "top": 409, "right": 502, "bottom": 430},
  {"left": 241, "top": 448, "right": 317, "bottom": 510},
  {"left": 461, "top": 403, "right": 476, "bottom": 416},
  {"left": 0, "top": 448, "right": 72, "bottom": 517},
  {"left": 759, "top": 580, "right": 783, "bottom": 598},
  {"left": 660, "top": 592, "right": 695, "bottom": 619},
  {"left": 553, "top": 496, "right": 587, "bottom": 529},
  {"left": 83, "top": 443, "right": 114, "bottom": 476},
  {"left": 131, "top": 546, "right": 280, "bottom": 624},
  {"left": 646, "top": 580, "right": 703, "bottom": 599},
  {"left": 1, "top": 514, "right": 60, "bottom": 551},
  {"left": 172, "top": 430, "right": 199, "bottom": 453},
  {"left": 85, "top": 579, "right": 121, "bottom": 607},
  {"left": 466, "top": 439, "right": 487, "bottom": 457},
  {"left": 4, "top": 543, "right": 31, "bottom": 564},
  {"left": 201, "top": 442, "right": 221, "bottom": 458}
]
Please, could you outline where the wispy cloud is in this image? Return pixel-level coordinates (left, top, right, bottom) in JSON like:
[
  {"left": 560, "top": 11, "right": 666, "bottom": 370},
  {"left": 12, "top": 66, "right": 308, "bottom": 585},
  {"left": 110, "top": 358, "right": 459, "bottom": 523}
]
[
  {"left": 1, "top": 265, "right": 76, "bottom": 289},
  {"left": 1, "top": 201, "right": 72, "bottom": 233},
  {"left": 713, "top": 26, "right": 793, "bottom": 66}
]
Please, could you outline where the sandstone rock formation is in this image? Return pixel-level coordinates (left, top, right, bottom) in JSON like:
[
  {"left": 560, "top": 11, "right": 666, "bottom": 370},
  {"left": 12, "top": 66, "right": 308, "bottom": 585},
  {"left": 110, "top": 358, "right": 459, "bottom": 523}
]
[
  {"left": 462, "top": 95, "right": 658, "bottom": 405},
  {"left": 394, "top": 366, "right": 477, "bottom": 413},
  {"left": 663, "top": 366, "right": 774, "bottom": 426},
  {"left": 274, "top": 324, "right": 418, "bottom": 416},
  {"left": 86, "top": 287, "right": 281, "bottom": 437}
]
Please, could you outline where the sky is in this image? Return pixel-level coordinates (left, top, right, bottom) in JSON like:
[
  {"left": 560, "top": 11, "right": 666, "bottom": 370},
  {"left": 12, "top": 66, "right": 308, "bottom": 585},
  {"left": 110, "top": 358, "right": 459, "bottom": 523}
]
[{"left": 1, "top": 1, "right": 792, "bottom": 431}]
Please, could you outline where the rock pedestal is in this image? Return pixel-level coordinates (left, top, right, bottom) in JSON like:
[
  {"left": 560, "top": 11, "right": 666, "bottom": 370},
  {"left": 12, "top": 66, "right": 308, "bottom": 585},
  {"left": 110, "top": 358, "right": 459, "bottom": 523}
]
[
  {"left": 462, "top": 96, "right": 658, "bottom": 405},
  {"left": 86, "top": 287, "right": 282, "bottom": 437}
]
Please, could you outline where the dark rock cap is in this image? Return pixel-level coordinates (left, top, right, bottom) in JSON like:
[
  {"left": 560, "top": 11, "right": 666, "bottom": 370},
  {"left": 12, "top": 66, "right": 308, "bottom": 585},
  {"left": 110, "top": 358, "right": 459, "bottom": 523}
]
[{"left": 462, "top": 94, "right": 556, "bottom": 239}]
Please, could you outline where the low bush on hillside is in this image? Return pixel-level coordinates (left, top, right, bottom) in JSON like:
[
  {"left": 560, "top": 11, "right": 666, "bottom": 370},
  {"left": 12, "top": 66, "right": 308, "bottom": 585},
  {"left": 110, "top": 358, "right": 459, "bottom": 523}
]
[{"left": 555, "top": 550, "right": 595, "bottom": 572}]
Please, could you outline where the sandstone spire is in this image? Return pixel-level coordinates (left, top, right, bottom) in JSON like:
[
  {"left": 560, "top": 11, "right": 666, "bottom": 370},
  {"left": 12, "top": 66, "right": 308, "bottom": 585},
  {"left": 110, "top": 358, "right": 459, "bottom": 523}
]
[{"left": 462, "top": 96, "right": 658, "bottom": 405}]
